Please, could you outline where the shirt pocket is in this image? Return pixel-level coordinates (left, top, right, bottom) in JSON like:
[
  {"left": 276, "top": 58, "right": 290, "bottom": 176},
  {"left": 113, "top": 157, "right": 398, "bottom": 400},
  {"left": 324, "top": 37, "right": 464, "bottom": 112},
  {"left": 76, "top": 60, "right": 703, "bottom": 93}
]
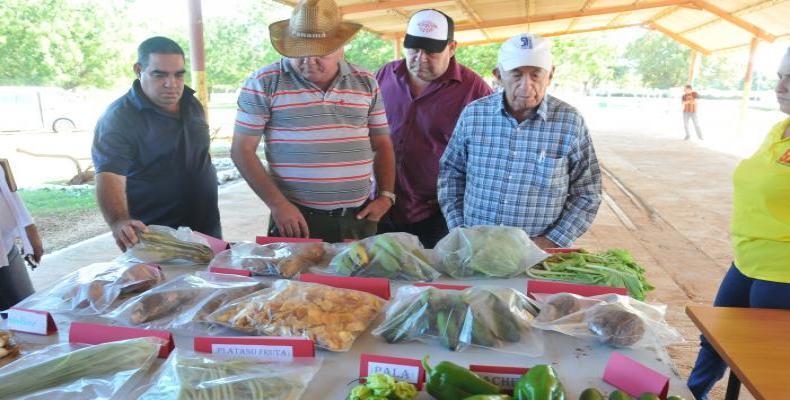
[{"left": 533, "top": 154, "right": 569, "bottom": 191}]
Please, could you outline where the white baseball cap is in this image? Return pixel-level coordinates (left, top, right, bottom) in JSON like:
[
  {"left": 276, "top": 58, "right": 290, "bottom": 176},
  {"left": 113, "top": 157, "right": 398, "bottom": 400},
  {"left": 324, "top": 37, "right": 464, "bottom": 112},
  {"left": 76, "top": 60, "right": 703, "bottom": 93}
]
[
  {"left": 403, "top": 9, "right": 454, "bottom": 53},
  {"left": 498, "top": 33, "right": 553, "bottom": 72}
]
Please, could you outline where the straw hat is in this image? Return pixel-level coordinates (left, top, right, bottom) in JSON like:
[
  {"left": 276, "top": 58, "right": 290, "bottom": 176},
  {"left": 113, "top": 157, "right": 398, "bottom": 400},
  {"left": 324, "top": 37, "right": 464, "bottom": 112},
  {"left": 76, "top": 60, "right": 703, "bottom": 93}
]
[{"left": 269, "top": 0, "right": 362, "bottom": 58}]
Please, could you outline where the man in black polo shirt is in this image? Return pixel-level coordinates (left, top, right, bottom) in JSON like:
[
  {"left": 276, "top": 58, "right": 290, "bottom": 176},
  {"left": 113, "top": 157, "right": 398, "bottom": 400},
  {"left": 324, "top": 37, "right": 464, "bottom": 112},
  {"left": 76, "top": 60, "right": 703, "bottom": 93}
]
[{"left": 92, "top": 36, "right": 220, "bottom": 251}]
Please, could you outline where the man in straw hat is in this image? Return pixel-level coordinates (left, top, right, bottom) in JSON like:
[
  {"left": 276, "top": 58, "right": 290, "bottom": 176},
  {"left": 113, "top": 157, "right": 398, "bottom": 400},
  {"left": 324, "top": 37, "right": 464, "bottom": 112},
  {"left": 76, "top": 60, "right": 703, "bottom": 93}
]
[
  {"left": 375, "top": 9, "right": 491, "bottom": 248},
  {"left": 438, "top": 33, "right": 602, "bottom": 249},
  {"left": 231, "top": 0, "right": 395, "bottom": 242}
]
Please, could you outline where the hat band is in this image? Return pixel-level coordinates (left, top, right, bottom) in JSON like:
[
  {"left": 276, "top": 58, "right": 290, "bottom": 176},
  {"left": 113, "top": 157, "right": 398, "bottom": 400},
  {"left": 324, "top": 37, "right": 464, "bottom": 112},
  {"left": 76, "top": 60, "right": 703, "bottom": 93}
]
[{"left": 291, "top": 30, "right": 328, "bottom": 38}]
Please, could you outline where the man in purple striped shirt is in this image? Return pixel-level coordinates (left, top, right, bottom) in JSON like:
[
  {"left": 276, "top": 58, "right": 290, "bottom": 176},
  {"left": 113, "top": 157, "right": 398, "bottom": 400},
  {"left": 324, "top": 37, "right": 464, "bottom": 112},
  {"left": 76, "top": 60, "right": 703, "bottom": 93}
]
[{"left": 376, "top": 9, "right": 492, "bottom": 248}]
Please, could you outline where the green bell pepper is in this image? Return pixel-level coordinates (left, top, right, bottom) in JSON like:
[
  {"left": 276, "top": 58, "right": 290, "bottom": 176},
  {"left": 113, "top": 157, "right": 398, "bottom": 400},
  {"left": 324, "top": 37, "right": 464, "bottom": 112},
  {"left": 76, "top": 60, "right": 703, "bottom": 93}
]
[
  {"left": 513, "top": 365, "right": 565, "bottom": 400},
  {"left": 422, "top": 357, "right": 501, "bottom": 400}
]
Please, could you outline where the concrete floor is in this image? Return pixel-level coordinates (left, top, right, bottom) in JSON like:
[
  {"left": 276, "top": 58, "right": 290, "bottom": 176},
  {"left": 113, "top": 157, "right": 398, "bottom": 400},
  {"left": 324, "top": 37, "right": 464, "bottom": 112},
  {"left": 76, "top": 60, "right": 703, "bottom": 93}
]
[{"left": 24, "top": 128, "right": 750, "bottom": 400}]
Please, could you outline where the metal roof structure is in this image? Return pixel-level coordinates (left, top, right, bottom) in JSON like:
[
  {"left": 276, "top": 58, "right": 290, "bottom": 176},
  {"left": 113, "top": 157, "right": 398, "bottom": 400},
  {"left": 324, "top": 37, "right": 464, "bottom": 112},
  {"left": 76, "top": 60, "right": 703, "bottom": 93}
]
[{"left": 271, "top": 0, "right": 789, "bottom": 55}]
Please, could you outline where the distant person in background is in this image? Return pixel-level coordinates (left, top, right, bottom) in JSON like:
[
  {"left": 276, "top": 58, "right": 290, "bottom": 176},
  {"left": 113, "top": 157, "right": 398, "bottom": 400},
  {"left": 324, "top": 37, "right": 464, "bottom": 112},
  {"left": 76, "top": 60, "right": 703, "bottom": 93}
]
[
  {"left": 92, "top": 36, "right": 221, "bottom": 252},
  {"left": 682, "top": 84, "right": 703, "bottom": 140},
  {"left": 0, "top": 159, "right": 43, "bottom": 312},
  {"left": 687, "top": 47, "right": 790, "bottom": 400},
  {"left": 375, "top": 9, "right": 492, "bottom": 248}
]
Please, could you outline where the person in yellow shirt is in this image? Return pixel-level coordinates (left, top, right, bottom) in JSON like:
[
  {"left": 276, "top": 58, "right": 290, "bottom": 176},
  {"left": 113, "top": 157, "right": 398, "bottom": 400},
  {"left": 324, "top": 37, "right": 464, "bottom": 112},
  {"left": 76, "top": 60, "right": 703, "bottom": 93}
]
[{"left": 688, "top": 47, "right": 790, "bottom": 400}]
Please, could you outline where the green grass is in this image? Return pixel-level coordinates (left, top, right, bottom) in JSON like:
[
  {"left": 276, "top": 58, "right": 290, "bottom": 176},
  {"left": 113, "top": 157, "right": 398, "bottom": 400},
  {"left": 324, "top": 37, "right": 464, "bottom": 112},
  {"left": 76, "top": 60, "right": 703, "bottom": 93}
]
[{"left": 18, "top": 187, "right": 97, "bottom": 216}]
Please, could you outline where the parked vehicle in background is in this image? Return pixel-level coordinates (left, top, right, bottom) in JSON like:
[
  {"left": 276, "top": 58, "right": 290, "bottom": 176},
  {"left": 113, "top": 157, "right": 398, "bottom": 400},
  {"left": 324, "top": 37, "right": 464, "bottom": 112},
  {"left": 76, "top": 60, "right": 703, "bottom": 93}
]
[{"left": 0, "top": 86, "right": 87, "bottom": 133}]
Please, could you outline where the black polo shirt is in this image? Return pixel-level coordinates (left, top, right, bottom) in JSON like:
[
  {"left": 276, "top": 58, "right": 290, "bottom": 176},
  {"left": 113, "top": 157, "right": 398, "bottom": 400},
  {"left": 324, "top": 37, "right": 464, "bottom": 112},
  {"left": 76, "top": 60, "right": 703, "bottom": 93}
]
[{"left": 92, "top": 80, "right": 221, "bottom": 238}]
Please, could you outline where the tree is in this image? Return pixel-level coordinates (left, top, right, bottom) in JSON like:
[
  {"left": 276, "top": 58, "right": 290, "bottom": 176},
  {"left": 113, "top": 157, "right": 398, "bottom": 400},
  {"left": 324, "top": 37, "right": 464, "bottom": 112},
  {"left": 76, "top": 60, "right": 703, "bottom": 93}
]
[
  {"left": 625, "top": 31, "right": 689, "bottom": 89},
  {"left": 0, "top": 0, "right": 132, "bottom": 89},
  {"left": 455, "top": 43, "right": 499, "bottom": 78},
  {"left": 552, "top": 34, "right": 619, "bottom": 93},
  {"left": 344, "top": 30, "right": 394, "bottom": 73},
  {"left": 695, "top": 54, "right": 741, "bottom": 90}
]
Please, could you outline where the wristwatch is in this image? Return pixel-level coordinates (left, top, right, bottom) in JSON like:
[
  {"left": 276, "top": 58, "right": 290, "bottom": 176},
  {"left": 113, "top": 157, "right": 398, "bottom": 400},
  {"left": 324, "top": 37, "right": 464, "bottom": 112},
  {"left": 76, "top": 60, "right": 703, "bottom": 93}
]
[{"left": 378, "top": 190, "right": 396, "bottom": 205}]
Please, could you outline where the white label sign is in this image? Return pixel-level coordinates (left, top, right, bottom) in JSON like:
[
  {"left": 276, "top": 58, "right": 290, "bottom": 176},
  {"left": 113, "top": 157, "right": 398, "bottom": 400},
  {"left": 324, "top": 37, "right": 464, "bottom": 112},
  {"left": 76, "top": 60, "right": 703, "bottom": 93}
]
[
  {"left": 475, "top": 372, "right": 523, "bottom": 391},
  {"left": 7, "top": 309, "right": 49, "bottom": 335},
  {"left": 211, "top": 344, "right": 294, "bottom": 361},
  {"left": 368, "top": 362, "right": 420, "bottom": 384}
]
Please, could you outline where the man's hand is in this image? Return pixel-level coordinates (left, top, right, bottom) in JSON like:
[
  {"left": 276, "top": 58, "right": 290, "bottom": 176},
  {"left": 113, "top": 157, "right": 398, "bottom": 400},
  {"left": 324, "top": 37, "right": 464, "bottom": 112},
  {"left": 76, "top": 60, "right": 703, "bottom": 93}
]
[
  {"left": 532, "top": 236, "right": 559, "bottom": 250},
  {"left": 270, "top": 200, "right": 310, "bottom": 238},
  {"left": 111, "top": 219, "right": 148, "bottom": 251},
  {"left": 356, "top": 197, "right": 392, "bottom": 222},
  {"left": 24, "top": 224, "right": 44, "bottom": 263}
]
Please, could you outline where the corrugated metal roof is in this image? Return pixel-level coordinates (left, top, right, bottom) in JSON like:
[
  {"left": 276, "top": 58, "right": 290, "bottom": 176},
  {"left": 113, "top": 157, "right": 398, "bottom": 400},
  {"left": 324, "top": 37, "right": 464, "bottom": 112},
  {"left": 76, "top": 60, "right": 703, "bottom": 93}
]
[{"left": 276, "top": 0, "right": 790, "bottom": 52}]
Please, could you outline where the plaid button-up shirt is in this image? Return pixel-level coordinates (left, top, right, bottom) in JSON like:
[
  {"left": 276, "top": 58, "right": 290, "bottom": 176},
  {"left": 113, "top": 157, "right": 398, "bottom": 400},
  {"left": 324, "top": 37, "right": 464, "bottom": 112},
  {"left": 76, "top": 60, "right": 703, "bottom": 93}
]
[{"left": 438, "top": 92, "right": 602, "bottom": 247}]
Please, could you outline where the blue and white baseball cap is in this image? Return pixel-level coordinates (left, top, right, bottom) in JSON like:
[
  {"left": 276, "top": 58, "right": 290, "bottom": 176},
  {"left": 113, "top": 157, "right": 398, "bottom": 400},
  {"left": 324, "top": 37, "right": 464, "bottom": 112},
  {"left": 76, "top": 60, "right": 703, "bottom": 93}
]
[{"left": 498, "top": 33, "right": 553, "bottom": 72}]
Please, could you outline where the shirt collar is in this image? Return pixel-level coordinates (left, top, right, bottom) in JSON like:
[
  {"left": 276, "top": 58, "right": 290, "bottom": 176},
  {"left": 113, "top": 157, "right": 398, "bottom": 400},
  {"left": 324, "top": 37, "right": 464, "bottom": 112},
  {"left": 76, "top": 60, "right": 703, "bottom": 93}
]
[
  {"left": 129, "top": 79, "right": 195, "bottom": 112},
  {"left": 497, "top": 91, "right": 549, "bottom": 122}
]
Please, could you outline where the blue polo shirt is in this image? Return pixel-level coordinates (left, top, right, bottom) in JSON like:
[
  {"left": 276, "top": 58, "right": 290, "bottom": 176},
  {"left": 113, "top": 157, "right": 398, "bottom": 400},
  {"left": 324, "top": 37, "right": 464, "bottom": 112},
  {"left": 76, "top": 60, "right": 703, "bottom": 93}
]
[{"left": 92, "top": 80, "right": 221, "bottom": 237}]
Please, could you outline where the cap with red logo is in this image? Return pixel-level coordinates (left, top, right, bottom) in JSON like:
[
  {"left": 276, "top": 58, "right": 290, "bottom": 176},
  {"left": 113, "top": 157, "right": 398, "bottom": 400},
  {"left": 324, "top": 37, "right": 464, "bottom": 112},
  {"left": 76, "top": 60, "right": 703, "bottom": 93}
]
[{"left": 403, "top": 9, "right": 454, "bottom": 53}]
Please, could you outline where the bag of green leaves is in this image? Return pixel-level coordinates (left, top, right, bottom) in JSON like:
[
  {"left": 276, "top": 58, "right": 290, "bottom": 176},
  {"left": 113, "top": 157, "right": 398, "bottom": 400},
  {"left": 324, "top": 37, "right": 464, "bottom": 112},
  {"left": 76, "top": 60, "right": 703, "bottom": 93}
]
[
  {"left": 527, "top": 249, "right": 654, "bottom": 300},
  {"left": 434, "top": 226, "right": 548, "bottom": 278},
  {"left": 531, "top": 292, "right": 683, "bottom": 349},
  {"left": 137, "top": 349, "right": 321, "bottom": 400},
  {"left": 0, "top": 337, "right": 161, "bottom": 399},
  {"left": 326, "top": 233, "right": 440, "bottom": 281},
  {"left": 372, "top": 285, "right": 544, "bottom": 356}
]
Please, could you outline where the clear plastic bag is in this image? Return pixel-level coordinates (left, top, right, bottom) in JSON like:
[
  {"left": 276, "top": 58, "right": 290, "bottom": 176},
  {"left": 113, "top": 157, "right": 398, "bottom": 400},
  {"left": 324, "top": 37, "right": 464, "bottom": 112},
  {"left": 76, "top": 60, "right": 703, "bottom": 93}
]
[
  {"left": 0, "top": 337, "right": 161, "bottom": 400},
  {"left": 531, "top": 292, "right": 684, "bottom": 348},
  {"left": 209, "top": 241, "right": 332, "bottom": 278},
  {"left": 104, "top": 272, "right": 266, "bottom": 333},
  {"left": 372, "top": 285, "right": 544, "bottom": 356},
  {"left": 138, "top": 349, "right": 321, "bottom": 400},
  {"left": 209, "top": 280, "right": 385, "bottom": 352},
  {"left": 325, "top": 233, "right": 440, "bottom": 281},
  {"left": 120, "top": 225, "right": 214, "bottom": 265},
  {"left": 434, "top": 226, "right": 548, "bottom": 278},
  {"left": 13, "top": 261, "right": 165, "bottom": 316}
]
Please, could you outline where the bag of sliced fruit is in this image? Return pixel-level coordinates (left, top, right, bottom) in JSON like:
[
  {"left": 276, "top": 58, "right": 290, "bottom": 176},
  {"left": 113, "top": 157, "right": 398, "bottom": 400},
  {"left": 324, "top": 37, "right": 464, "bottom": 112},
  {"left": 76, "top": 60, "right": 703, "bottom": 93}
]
[
  {"left": 208, "top": 280, "right": 385, "bottom": 352},
  {"left": 372, "top": 285, "right": 544, "bottom": 356}
]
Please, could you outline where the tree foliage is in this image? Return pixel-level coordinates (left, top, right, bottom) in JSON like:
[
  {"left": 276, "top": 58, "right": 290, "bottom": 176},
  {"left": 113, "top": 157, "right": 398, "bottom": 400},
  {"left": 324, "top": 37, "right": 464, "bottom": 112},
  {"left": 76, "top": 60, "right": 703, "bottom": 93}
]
[
  {"left": 0, "top": 0, "right": 132, "bottom": 89},
  {"left": 455, "top": 43, "right": 499, "bottom": 78},
  {"left": 345, "top": 30, "right": 394, "bottom": 73},
  {"left": 625, "top": 31, "right": 689, "bottom": 89}
]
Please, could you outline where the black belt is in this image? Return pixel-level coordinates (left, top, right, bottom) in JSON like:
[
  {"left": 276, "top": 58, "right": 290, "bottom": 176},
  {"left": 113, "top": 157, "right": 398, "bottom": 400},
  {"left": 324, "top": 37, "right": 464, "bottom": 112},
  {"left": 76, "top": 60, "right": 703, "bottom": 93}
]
[{"left": 296, "top": 204, "right": 362, "bottom": 217}]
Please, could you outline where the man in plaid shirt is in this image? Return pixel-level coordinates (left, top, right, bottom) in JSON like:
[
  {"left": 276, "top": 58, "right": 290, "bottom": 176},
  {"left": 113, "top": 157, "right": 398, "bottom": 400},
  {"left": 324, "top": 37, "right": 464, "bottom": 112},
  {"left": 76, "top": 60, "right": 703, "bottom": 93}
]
[{"left": 438, "top": 33, "right": 602, "bottom": 248}]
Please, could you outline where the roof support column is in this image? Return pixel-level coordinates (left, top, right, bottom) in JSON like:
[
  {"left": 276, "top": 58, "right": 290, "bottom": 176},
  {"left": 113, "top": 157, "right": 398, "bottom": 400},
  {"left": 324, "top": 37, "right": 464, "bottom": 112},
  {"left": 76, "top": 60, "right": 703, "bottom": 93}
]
[
  {"left": 188, "top": 0, "right": 209, "bottom": 119},
  {"left": 393, "top": 36, "right": 402, "bottom": 60},
  {"left": 687, "top": 50, "right": 699, "bottom": 85},
  {"left": 738, "top": 37, "right": 759, "bottom": 134}
]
